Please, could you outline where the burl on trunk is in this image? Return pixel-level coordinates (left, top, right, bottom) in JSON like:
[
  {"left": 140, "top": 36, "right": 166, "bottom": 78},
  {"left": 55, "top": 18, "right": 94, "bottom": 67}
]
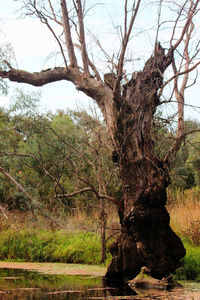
[{"left": 105, "top": 45, "right": 186, "bottom": 284}]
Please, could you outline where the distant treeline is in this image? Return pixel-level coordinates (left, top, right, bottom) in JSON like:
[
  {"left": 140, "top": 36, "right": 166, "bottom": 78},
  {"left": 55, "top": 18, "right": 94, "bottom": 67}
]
[{"left": 0, "top": 89, "right": 200, "bottom": 211}]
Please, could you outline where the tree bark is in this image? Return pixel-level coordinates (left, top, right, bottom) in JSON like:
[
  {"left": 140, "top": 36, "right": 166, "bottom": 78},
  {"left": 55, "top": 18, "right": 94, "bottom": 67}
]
[{"left": 104, "top": 44, "right": 186, "bottom": 284}]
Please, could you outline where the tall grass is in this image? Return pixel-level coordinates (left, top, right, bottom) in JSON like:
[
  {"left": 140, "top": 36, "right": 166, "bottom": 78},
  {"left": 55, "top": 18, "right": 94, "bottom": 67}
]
[
  {"left": 168, "top": 187, "right": 200, "bottom": 280},
  {"left": 0, "top": 229, "right": 112, "bottom": 265},
  {"left": 0, "top": 204, "right": 118, "bottom": 265},
  {"left": 175, "top": 240, "right": 200, "bottom": 281},
  {"left": 1, "top": 188, "right": 200, "bottom": 279},
  {"left": 167, "top": 187, "right": 200, "bottom": 242}
]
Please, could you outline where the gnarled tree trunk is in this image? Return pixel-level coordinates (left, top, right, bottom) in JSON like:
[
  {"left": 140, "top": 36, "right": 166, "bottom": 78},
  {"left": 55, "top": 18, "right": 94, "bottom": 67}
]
[
  {"left": 105, "top": 165, "right": 185, "bottom": 284},
  {"left": 104, "top": 45, "right": 186, "bottom": 284}
]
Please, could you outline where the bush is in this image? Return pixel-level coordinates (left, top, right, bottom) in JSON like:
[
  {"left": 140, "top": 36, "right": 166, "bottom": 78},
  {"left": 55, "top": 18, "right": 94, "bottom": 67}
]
[{"left": 175, "top": 240, "right": 200, "bottom": 280}]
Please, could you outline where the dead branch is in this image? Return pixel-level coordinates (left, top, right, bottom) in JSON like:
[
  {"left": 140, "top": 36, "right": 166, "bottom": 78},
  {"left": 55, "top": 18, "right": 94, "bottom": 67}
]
[
  {"left": 47, "top": 0, "right": 63, "bottom": 26},
  {"left": 60, "top": 0, "right": 78, "bottom": 67},
  {"left": 169, "top": 0, "right": 188, "bottom": 47},
  {"left": 49, "top": 126, "right": 95, "bottom": 167},
  {"left": 158, "top": 60, "right": 200, "bottom": 98},
  {"left": 56, "top": 187, "right": 94, "bottom": 198},
  {"left": 116, "top": 0, "right": 141, "bottom": 80},
  {"left": 73, "top": 43, "right": 101, "bottom": 80},
  {"left": 171, "top": 0, "right": 199, "bottom": 51},
  {"left": 41, "top": 16, "right": 68, "bottom": 67},
  {"left": 164, "top": 14, "right": 199, "bottom": 164},
  {"left": 74, "top": 0, "right": 89, "bottom": 75},
  {"left": 0, "top": 67, "right": 69, "bottom": 86},
  {"left": 56, "top": 186, "right": 119, "bottom": 205}
]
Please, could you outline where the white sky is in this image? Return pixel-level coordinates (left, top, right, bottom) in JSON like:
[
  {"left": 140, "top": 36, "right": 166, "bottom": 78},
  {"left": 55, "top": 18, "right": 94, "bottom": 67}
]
[
  {"left": 0, "top": 0, "right": 200, "bottom": 119},
  {"left": 0, "top": 0, "right": 92, "bottom": 112}
]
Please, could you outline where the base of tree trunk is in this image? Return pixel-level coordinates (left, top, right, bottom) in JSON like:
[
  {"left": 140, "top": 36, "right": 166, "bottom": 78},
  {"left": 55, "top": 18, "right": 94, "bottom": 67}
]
[{"left": 104, "top": 202, "right": 185, "bottom": 285}]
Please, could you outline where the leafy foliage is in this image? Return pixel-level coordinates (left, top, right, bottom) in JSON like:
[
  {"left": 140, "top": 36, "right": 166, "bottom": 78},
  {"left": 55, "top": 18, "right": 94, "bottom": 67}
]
[
  {"left": 0, "top": 89, "right": 119, "bottom": 211},
  {"left": 1, "top": 90, "right": 200, "bottom": 212}
]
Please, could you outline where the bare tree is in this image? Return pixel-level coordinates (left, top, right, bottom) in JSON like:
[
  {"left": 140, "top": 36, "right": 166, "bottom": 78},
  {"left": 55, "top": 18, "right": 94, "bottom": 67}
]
[{"left": 0, "top": 0, "right": 200, "bottom": 284}]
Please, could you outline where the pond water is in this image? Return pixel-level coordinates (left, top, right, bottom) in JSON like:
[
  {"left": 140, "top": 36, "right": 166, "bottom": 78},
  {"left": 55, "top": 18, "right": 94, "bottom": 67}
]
[{"left": 0, "top": 268, "right": 200, "bottom": 299}]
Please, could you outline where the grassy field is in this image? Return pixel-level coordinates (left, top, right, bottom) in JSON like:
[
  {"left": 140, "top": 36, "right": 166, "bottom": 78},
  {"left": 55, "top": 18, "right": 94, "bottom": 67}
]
[{"left": 0, "top": 188, "right": 200, "bottom": 280}]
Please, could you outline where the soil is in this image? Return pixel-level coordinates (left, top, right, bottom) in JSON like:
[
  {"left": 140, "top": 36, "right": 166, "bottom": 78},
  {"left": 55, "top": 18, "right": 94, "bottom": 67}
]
[{"left": 0, "top": 261, "right": 106, "bottom": 276}]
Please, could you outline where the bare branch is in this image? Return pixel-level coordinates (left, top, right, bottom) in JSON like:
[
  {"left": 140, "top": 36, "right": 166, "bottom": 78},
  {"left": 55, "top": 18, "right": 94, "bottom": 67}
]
[
  {"left": 60, "top": 0, "right": 78, "bottom": 67},
  {"left": 41, "top": 16, "right": 68, "bottom": 67},
  {"left": 159, "top": 60, "right": 200, "bottom": 98},
  {"left": 155, "top": 0, "right": 163, "bottom": 45},
  {"left": 124, "top": 0, "right": 128, "bottom": 43},
  {"left": 169, "top": 0, "right": 188, "bottom": 47},
  {"left": 164, "top": 14, "right": 199, "bottom": 164},
  {"left": 73, "top": 43, "right": 101, "bottom": 80},
  {"left": 116, "top": 0, "right": 141, "bottom": 80},
  {"left": 47, "top": 0, "right": 63, "bottom": 26},
  {"left": 48, "top": 126, "right": 94, "bottom": 167},
  {"left": 0, "top": 67, "right": 70, "bottom": 86},
  {"left": 163, "top": 127, "right": 200, "bottom": 165},
  {"left": 171, "top": 0, "right": 199, "bottom": 51},
  {"left": 56, "top": 186, "right": 119, "bottom": 205},
  {"left": 88, "top": 31, "right": 116, "bottom": 71},
  {"left": 56, "top": 187, "right": 94, "bottom": 198},
  {"left": 74, "top": 0, "right": 89, "bottom": 75}
]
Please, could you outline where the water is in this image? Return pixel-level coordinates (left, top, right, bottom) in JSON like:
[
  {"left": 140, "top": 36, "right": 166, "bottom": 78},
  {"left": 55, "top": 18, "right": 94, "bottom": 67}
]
[{"left": 0, "top": 269, "right": 199, "bottom": 299}]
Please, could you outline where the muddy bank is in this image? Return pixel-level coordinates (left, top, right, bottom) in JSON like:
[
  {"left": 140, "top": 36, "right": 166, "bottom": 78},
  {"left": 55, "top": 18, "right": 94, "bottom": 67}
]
[{"left": 0, "top": 261, "right": 106, "bottom": 276}]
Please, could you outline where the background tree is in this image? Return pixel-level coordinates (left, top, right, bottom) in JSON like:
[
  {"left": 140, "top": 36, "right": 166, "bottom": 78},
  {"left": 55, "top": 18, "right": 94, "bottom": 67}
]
[
  {"left": 0, "top": 0, "right": 200, "bottom": 284},
  {"left": 0, "top": 91, "right": 120, "bottom": 262}
]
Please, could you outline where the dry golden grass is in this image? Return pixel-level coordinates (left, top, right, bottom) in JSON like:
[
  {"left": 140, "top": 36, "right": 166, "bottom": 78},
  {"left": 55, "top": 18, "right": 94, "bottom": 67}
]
[
  {"left": 0, "top": 202, "right": 120, "bottom": 237},
  {"left": 1, "top": 189, "right": 200, "bottom": 242},
  {"left": 168, "top": 188, "right": 200, "bottom": 236}
]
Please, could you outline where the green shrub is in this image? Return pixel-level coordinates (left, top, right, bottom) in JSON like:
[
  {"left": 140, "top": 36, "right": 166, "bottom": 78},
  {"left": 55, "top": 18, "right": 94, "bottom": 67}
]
[{"left": 175, "top": 240, "right": 200, "bottom": 280}]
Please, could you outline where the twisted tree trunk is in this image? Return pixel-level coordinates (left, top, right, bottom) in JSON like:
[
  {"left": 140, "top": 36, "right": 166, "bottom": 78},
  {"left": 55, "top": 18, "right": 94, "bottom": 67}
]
[{"left": 104, "top": 45, "right": 186, "bottom": 284}]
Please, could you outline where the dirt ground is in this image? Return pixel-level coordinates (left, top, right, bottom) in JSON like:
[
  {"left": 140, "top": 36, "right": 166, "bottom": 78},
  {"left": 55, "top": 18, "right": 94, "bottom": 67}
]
[{"left": 0, "top": 261, "right": 106, "bottom": 276}]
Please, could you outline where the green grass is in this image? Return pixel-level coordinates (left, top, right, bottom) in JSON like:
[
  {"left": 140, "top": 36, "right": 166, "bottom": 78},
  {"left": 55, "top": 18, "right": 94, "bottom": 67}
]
[
  {"left": 1, "top": 228, "right": 200, "bottom": 281},
  {"left": 175, "top": 239, "right": 200, "bottom": 281},
  {"left": 0, "top": 229, "right": 112, "bottom": 265}
]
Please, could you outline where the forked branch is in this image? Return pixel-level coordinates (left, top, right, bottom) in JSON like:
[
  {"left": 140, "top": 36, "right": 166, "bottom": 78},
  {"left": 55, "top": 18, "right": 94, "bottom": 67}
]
[
  {"left": 117, "top": 0, "right": 141, "bottom": 80},
  {"left": 164, "top": 17, "right": 199, "bottom": 164},
  {"left": 56, "top": 186, "right": 119, "bottom": 205}
]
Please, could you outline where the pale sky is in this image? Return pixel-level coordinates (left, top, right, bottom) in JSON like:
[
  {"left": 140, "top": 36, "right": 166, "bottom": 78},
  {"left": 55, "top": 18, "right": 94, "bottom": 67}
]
[
  {"left": 0, "top": 0, "right": 200, "bottom": 119},
  {"left": 0, "top": 0, "right": 92, "bottom": 112}
]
